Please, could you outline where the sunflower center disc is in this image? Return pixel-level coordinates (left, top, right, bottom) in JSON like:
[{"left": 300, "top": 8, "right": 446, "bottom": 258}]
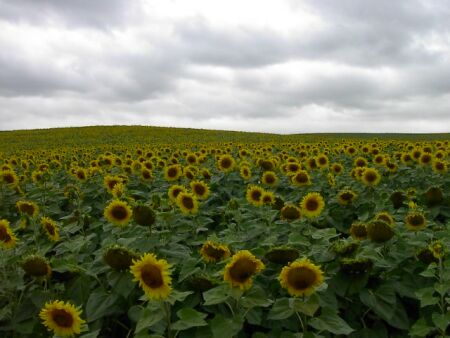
[
  {"left": 229, "top": 258, "right": 257, "bottom": 282},
  {"left": 287, "top": 267, "right": 317, "bottom": 290},
  {"left": 141, "top": 264, "right": 164, "bottom": 288},
  {"left": 182, "top": 197, "right": 194, "bottom": 209},
  {"left": 111, "top": 206, "right": 128, "bottom": 220},
  {"left": 52, "top": 309, "right": 74, "bottom": 328},
  {"left": 306, "top": 199, "right": 319, "bottom": 211}
]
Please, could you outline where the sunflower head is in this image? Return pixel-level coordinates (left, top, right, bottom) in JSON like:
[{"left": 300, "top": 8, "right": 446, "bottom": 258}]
[
  {"left": 224, "top": 250, "right": 265, "bottom": 290},
  {"left": 262, "top": 171, "right": 278, "bottom": 186},
  {"left": 246, "top": 185, "right": 264, "bottom": 207},
  {"left": 261, "top": 191, "right": 275, "bottom": 205},
  {"left": 240, "top": 165, "right": 252, "bottom": 180},
  {"left": 416, "top": 247, "right": 439, "bottom": 265},
  {"left": 432, "top": 160, "right": 447, "bottom": 173},
  {"left": 104, "top": 175, "right": 123, "bottom": 193},
  {"left": 429, "top": 241, "right": 445, "bottom": 259},
  {"left": 164, "top": 164, "right": 182, "bottom": 181},
  {"left": 130, "top": 253, "right": 172, "bottom": 300},
  {"left": 361, "top": 168, "right": 381, "bottom": 187},
  {"left": 291, "top": 170, "right": 311, "bottom": 186},
  {"left": 340, "top": 258, "right": 373, "bottom": 275},
  {"left": 280, "top": 204, "right": 301, "bottom": 221},
  {"left": 103, "top": 245, "right": 138, "bottom": 270},
  {"left": 41, "top": 217, "right": 60, "bottom": 242},
  {"left": 21, "top": 255, "right": 51, "bottom": 279},
  {"left": 424, "top": 187, "right": 443, "bottom": 207},
  {"left": 374, "top": 212, "right": 395, "bottom": 226},
  {"left": 176, "top": 192, "right": 199, "bottom": 215},
  {"left": 265, "top": 247, "right": 299, "bottom": 265},
  {"left": 217, "top": 155, "right": 236, "bottom": 172},
  {"left": 39, "top": 300, "right": 85, "bottom": 337},
  {"left": 200, "top": 241, "right": 231, "bottom": 263},
  {"left": 390, "top": 191, "right": 406, "bottom": 209},
  {"left": 16, "top": 200, "right": 39, "bottom": 218},
  {"left": 279, "top": 258, "right": 324, "bottom": 297},
  {"left": 333, "top": 240, "right": 359, "bottom": 256},
  {"left": 133, "top": 205, "right": 156, "bottom": 227},
  {"left": 1, "top": 170, "right": 18, "bottom": 186},
  {"left": 168, "top": 185, "right": 187, "bottom": 203},
  {"left": 366, "top": 220, "right": 395, "bottom": 243},
  {"left": 104, "top": 200, "right": 133, "bottom": 226},
  {"left": 190, "top": 180, "right": 210, "bottom": 200},
  {"left": 405, "top": 212, "right": 427, "bottom": 231},
  {"left": 300, "top": 192, "right": 325, "bottom": 219},
  {"left": 186, "top": 274, "right": 216, "bottom": 292},
  {"left": 337, "top": 190, "right": 357, "bottom": 205},
  {"left": 349, "top": 222, "right": 367, "bottom": 241},
  {"left": 0, "top": 219, "right": 18, "bottom": 249}
]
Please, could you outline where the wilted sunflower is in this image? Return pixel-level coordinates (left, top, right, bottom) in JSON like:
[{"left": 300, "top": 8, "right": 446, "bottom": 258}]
[
  {"left": 374, "top": 211, "right": 395, "bottom": 226},
  {"left": 217, "top": 154, "right": 236, "bottom": 172},
  {"left": 41, "top": 217, "right": 60, "bottom": 242},
  {"left": 130, "top": 253, "right": 172, "bottom": 300},
  {"left": 168, "top": 184, "right": 187, "bottom": 203},
  {"left": 291, "top": 170, "right": 311, "bottom": 186},
  {"left": 405, "top": 212, "right": 427, "bottom": 231},
  {"left": 261, "top": 171, "right": 278, "bottom": 186},
  {"left": 224, "top": 250, "right": 265, "bottom": 290},
  {"left": 0, "top": 219, "right": 18, "bottom": 249},
  {"left": 21, "top": 255, "right": 51, "bottom": 279},
  {"left": 280, "top": 204, "right": 301, "bottom": 221},
  {"left": 246, "top": 185, "right": 264, "bottom": 207},
  {"left": 176, "top": 192, "right": 199, "bottom": 215},
  {"left": 104, "top": 200, "right": 133, "bottom": 226},
  {"left": 361, "top": 168, "right": 381, "bottom": 187},
  {"left": 200, "top": 241, "right": 231, "bottom": 263},
  {"left": 337, "top": 190, "right": 357, "bottom": 205},
  {"left": 300, "top": 192, "right": 325, "bottom": 219},
  {"left": 16, "top": 200, "right": 39, "bottom": 218},
  {"left": 349, "top": 222, "right": 367, "bottom": 240},
  {"left": 39, "top": 300, "right": 85, "bottom": 337},
  {"left": 279, "top": 258, "right": 324, "bottom": 297},
  {"left": 190, "top": 180, "right": 210, "bottom": 200}
]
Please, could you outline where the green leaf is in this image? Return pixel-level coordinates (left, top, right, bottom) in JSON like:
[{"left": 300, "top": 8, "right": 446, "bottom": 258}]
[
  {"left": 166, "top": 290, "right": 194, "bottom": 305},
  {"left": 289, "top": 295, "right": 320, "bottom": 317},
  {"left": 171, "top": 308, "right": 207, "bottom": 331},
  {"left": 135, "top": 304, "right": 164, "bottom": 334},
  {"left": 432, "top": 312, "right": 450, "bottom": 332},
  {"left": 309, "top": 307, "right": 354, "bottom": 335},
  {"left": 209, "top": 314, "right": 243, "bottom": 338},
  {"left": 240, "top": 286, "right": 273, "bottom": 308},
  {"left": 86, "top": 290, "right": 120, "bottom": 322},
  {"left": 267, "top": 298, "right": 294, "bottom": 320},
  {"left": 410, "top": 318, "right": 433, "bottom": 337},
  {"left": 107, "top": 270, "right": 135, "bottom": 298},
  {"left": 203, "top": 285, "right": 230, "bottom": 306},
  {"left": 415, "top": 287, "right": 439, "bottom": 307},
  {"left": 80, "top": 329, "right": 101, "bottom": 338}
]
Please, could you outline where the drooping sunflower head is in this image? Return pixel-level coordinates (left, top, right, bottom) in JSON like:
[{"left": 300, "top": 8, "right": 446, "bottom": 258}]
[
  {"left": 104, "top": 200, "right": 133, "bottom": 226},
  {"left": 262, "top": 171, "right": 278, "bottom": 186},
  {"left": 405, "top": 212, "right": 427, "bottom": 231},
  {"left": 361, "top": 168, "right": 381, "bottom": 187},
  {"left": 390, "top": 191, "right": 406, "bottom": 209},
  {"left": 21, "top": 255, "right": 51, "bottom": 279},
  {"left": 349, "top": 222, "right": 367, "bottom": 241},
  {"left": 16, "top": 200, "right": 39, "bottom": 218},
  {"left": 176, "top": 192, "right": 199, "bottom": 215},
  {"left": 374, "top": 211, "right": 395, "bottom": 226},
  {"left": 200, "top": 240, "right": 231, "bottom": 263},
  {"left": 424, "top": 187, "right": 443, "bottom": 207},
  {"left": 279, "top": 258, "right": 324, "bottom": 297},
  {"left": 223, "top": 250, "right": 265, "bottom": 290},
  {"left": 103, "top": 245, "right": 138, "bottom": 270},
  {"left": 190, "top": 180, "right": 210, "bottom": 200},
  {"left": 133, "top": 205, "right": 156, "bottom": 227},
  {"left": 217, "top": 154, "right": 236, "bottom": 172},
  {"left": 280, "top": 204, "right": 301, "bottom": 222},
  {"left": 340, "top": 258, "right": 373, "bottom": 275},
  {"left": 168, "top": 184, "right": 187, "bottom": 203},
  {"left": 300, "top": 192, "right": 325, "bottom": 219},
  {"left": 337, "top": 190, "right": 357, "bottom": 205},
  {"left": 130, "top": 253, "right": 172, "bottom": 300},
  {"left": 0, "top": 219, "right": 18, "bottom": 249},
  {"left": 41, "top": 217, "right": 60, "bottom": 242},
  {"left": 291, "top": 170, "right": 311, "bottom": 186},
  {"left": 186, "top": 274, "right": 216, "bottom": 293},
  {"left": 366, "top": 220, "right": 395, "bottom": 243},
  {"left": 265, "top": 247, "right": 299, "bottom": 265},
  {"left": 246, "top": 185, "right": 264, "bottom": 207},
  {"left": 416, "top": 247, "right": 439, "bottom": 265},
  {"left": 39, "top": 300, "right": 85, "bottom": 337}
]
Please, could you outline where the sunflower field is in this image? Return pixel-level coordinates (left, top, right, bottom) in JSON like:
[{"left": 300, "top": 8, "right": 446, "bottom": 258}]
[{"left": 0, "top": 126, "right": 449, "bottom": 338}]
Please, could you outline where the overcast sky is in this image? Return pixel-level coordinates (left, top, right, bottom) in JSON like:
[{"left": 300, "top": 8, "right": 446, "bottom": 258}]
[{"left": 0, "top": 0, "right": 449, "bottom": 133}]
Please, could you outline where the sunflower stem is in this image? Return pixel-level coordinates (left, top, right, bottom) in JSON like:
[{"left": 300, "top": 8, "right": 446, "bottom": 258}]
[{"left": 162, "top": 300, "right": 173, "bottom": 338}]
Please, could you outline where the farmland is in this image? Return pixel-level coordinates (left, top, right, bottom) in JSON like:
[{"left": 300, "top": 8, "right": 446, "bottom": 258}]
[{"left": 0, "top": 126, "right": 449, "bottom": 337}]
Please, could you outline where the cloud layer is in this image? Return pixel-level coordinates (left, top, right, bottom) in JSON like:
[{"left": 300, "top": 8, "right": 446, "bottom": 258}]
[{"left": 0, "top": 0, "right": 449, "bottom": 133}]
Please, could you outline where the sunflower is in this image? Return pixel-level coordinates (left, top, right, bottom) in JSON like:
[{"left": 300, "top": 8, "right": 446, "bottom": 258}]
[
  {"left": 74, "top": 168, "right": 88, "bottom": 182},
  {"left": 261, "top": 191, "right": 275, "bottom": 205},
  {"left": 0, "top": 219, "right": 18, "bottom": 249},
  {"left": 280, "top": 204, "right": 301, "bottom": 222},
  {"left": 340, "top": 258, "right": 373, "bottom": 275},
  {"left": 265, "top": 247, "right": 299, "bottom": 265},
  {"left": 300, "top": 192, "right": 325, "bottom": 219},
  {"left": 16, "top": 200, "right": 39, "bottom": 218},
  {"left": 104, "top": 200, "right": 133, "bottom": 226},
  {"left": 103, "top": 245, "right": 138, "bottom": 270},
  {"left": 354, "top": 157, "right": 368, "bottom": 167},
  {"left": 366, "top": 220, "right": 395, "bottom": 243},
  {"left": 130, "top": 253, "right": 172, "bottom": 300},
  {"left": 41, "top": 217, "right": 60, "bottom": 242},
  {"left": 111, "top": 182, "right": 125, "bottom": 199},
  {"left": 217, "top": 154, "right": 236, "bottom": 172},
  {"left": 164, "top": 164, "right": 182, "bottom": 181},
  {"left": 432, "top": 160, "right": 447, "bottom": 174},
  {"left": 190, "top": 180, "right": 210, "bottom": 200},
  {"left": 140, "top": 168, "right": 153, "bottom": 182},
  {"left": 168, "top": 185, "right": 187, "bottom": 203},
  {"left": 429, "top": 241, "right": 445, "bottom": 259},
  {"left": 133, "top": 205, "right": 156, "bottom": 227},
  {"left": 261, "top": 171, "right": 278, "bottom": 186},
  {"left": 1, "top": 170, "right": 18, "bottom": 186},
  {"left": 200, "top": 241, "right": 231, "bottom": 263},
  {"left": 349, "top": 222, "right": 367, "bottom": 240},
  {"left": 240, "top": 165, "right": 252, "bottom": 180},
  {"left": 419, "top": 153, "right": 432, "bottom": 165},
  {"left": 279, "top": 258, "right": 324, "bottom": 297},
  {"left": 337, "top": 190, "right": 357, "bottom": 205},
  {"left": 32, "top": 170, "right": 44, "bottom": 184},
  {"left": 246, "top": 185, "right": 264, "bottom": 207},
  {"left": 39, "top": 300, "right": 85, "bottom": 337},
  {"left": 104, "top": 175, "right": 123, "bottom": 193},
  {"left": 331, "top": 163, "right": 343, "bottom": 175},
  {"left": 21, "top": 255, "right": 51, "bottom": 279},
  {"left": 390, "top": 191, "right": 406, "bottom": 209},
  {"left": 291, "top": 170, "right": 311, "bottom": 186},
  {"left": 176, "top": 192, "right": 199, "bottom": 215},
  {"left": 374, "top": 211, "right": 395, "bottom": 226},
  {"left": 223, "top": 250, "right": 265, "bottom": 290},
  {"left": 316, "top": 154, "right": 329, "bottom": 168},
  {"left": 405, "top": 212, "right": 427, "bottom": 231},
  {"left": 361, "top": 168, "right": 381, "bottom": 187}
]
